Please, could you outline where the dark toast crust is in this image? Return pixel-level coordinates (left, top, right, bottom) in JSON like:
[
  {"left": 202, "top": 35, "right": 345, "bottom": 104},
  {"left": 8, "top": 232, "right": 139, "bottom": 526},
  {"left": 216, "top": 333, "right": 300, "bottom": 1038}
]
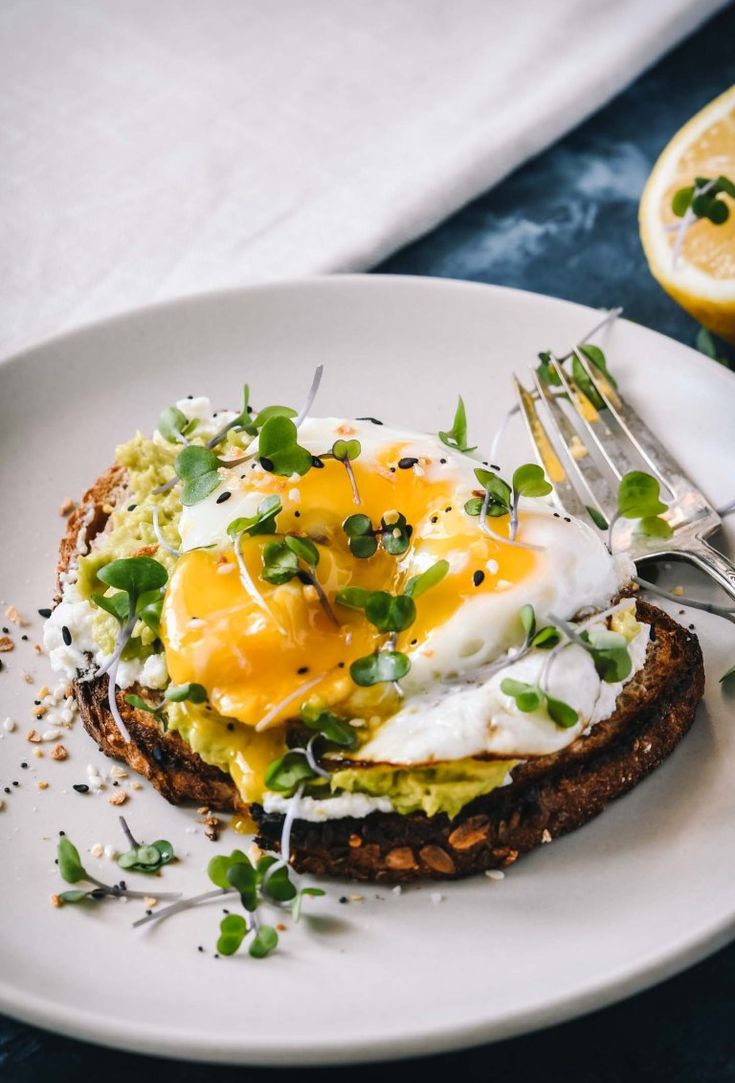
[
  {"left": 254, "top": 603, "right": 703, "bottom": 880},
  {"left": 58, "top": 466, "right": 705, "bottom": 877}
]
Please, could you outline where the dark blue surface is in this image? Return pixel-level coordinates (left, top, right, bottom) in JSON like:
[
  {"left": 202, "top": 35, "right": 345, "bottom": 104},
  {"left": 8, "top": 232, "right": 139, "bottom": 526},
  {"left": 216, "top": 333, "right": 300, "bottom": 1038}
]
[{"left": 2, "top": 5, "right": 734, "bottom": 1080}]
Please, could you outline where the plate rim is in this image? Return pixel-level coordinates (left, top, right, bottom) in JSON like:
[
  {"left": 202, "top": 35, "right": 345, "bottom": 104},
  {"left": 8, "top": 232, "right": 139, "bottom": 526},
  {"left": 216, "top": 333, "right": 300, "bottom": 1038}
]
[{"left": 1, "top": 273, "right": 733, "bottom": 1064}]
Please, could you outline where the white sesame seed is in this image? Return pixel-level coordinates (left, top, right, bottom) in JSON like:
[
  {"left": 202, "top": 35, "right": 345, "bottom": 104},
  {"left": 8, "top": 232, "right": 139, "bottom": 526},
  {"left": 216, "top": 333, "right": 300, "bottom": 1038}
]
[
  {"left": 485, "top": 558, "right": 499, "bottom": 575},
  {"left": 42, "top": 728, "right": 62, "bottom": 742},
  {"left": 288, "top": 488, "right": 301, "bottom": 503},
  {"left": 216, "top": 563, "right": 236, "bottom": 574},
  {"left": 104, "top": 844, "right": 118, "bottom": 861},
  {"left": 391, "top": 885, "right": 402, "bottom": 896},
  {"left": 189, "top": 617, "right": 206, "bottom": 628},
  {"left": 485, "top": 869, "right": 505, "bottom": 881},
  {"left": 3, "top": 718, "right": 16, "bottom": 733},
  {"left": 430, "top": 892, "right": 444, "bottom": 904},
  {"left": 60, "top": 708, "right": 73, "bottom": 725},
  {"left": 109, "top": 765, "right": 127, "bottom": 780},
  {"left": 90, "top": 843, "right": 104, "bottom": 858}
]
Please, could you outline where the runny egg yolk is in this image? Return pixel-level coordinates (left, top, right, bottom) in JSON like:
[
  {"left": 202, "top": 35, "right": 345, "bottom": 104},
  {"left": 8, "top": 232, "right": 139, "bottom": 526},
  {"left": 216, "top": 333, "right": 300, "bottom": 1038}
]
[{"left": 161, "top": 446, "right": 536, "bottom": 729}]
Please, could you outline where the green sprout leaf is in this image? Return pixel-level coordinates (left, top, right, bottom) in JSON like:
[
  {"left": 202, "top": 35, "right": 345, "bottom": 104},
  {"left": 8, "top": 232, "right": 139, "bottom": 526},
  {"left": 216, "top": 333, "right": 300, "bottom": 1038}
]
[
  {"left": 581, "top": 629, "right": 633, "bottom": 684},
  {"left": 207, "top": 850, "right": 252, "bottom": 889},
  {"left": 58, "top": 889, "right": 91, "bottom": 904},
  {"left": 404, "top": 559, "right": 450, "bottom": 599},
  {"left": 285, "top": 534, "right": 319, "bottom": 569},
  {"left": 530, "top": 625, "right": 561, "bottom": 650},
  {"left": 571, "top": 344, "right": 618, "bottom": 411},
  {"left": 720, "top": 664, "right": 735, "bottom": 685},
  {"left": 249, "top": 924, "right": 279, "bottom": 959},
  {"left": 500, "top": 678, "right": 543, "bottom": 713},
  {"left": 380, "top": 511, "right": 411, "bottom": 555},
  {"left": 264, "top": 751, "right": 317, "bottom": 794},
  {"left": 164, "top": 682, "right": 208, "bottom": 704},
  {"left": 342, "top": 514, "right": 378, "bottom": 558},
  {"left": 300, "top": 704, "right": 358, "bottom": 749},
  {"left": 175, "top": 445, "right": 222, "bottom": 505},
  {"left": 98, "top": 557, "right": 168, "bottom": 615},
  {"left": 124, "top": 693, "right": 161, "bottom": 716},
  {"left": 159, "top": 405, "right": 196, "bottom": 444},
  {"left": 332, "top": 438, "right": 361, "bottom": 462},
  {"left": 227, "top": 862, "right": 259, "bottom": 912},
  {"left": 227, "top": 495, "right": 282, "bottom": 539},
  {"left": 365, "top": 592, "right": 416, "bottom": 634},
  {"left": 473, "top": 469, "right": 512, "bottom": 517},
  {"left": 439, "top": 395, "right": 477, "bottom": 454},
  {"left": 261, "top": 864, "right": 297, "bottom": 904},
  {"left": 519, "top": 604, "right": 536, "bottom": 640},
  {"left": 585, "top": 505, "right": 609, "bottom": 531},
  {"left": 546, "top": 695, "right": 579, "bottom": 728},
  {"left": 91, "top": 591, "right": 130, "bottom": 623},
  {"left": 118, "top": 839, "right": 174, "bottom": 873},
  {"left": 617, "top": 471, "right": 668, "bottom": 520},
  {"left": 58, "top": 837, "right": 87, "bottom": 884},
  {"left": 217, "top": 913, "right": 249, "bottom": 956},
  {"left": 258, "top": 416, "right": 313, "bottom": 477},
  {"left": 350, "top": 650, "right": 411, "bottom": 687},
  {"left": 636, "top": 515, "right": 674, "bottom": 539},
  {"left": 261, "top": 540, "right": 300, "bottom": 585},
  {"left": 251, "top": 404, "right": 297, "bottom": 429},
  {"left": 334, "top": 586, "right": 371, "bottom": 611},
  {"left": 512, "top": 464, "right": 553, "bottom": 499}
]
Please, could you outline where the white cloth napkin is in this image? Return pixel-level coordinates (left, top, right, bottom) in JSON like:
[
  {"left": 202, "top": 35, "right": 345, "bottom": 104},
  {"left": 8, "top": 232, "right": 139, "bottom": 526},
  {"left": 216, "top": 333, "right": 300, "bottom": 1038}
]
[{"left": 0, "top": 0, "right": 725, "bottom": 358}]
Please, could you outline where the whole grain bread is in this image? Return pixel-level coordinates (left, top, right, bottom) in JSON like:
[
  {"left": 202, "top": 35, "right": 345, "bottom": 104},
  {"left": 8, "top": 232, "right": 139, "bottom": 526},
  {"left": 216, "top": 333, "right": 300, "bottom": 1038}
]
[{"left": 57, "top": 465, "right": 705, "bottom": 880}]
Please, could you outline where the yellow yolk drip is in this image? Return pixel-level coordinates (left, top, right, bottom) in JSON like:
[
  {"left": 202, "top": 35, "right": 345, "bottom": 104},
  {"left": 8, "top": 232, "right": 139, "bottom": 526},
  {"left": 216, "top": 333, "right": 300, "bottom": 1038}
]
[{"left": 161, "top": 449, "right": 536, "bottom": 732}]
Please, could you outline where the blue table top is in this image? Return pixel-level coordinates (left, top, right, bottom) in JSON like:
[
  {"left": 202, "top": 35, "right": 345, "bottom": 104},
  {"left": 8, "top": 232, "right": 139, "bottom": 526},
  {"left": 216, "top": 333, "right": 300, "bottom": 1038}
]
[{"left": 2, "top": 5, "right": 734, "bottom": 1080}]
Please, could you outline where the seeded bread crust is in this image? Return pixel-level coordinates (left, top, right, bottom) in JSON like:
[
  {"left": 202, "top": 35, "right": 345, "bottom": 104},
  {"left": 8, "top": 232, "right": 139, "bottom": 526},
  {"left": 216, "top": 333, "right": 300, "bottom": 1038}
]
[{"left": 58, "top": 465, "right": 704, "bottom": 879}]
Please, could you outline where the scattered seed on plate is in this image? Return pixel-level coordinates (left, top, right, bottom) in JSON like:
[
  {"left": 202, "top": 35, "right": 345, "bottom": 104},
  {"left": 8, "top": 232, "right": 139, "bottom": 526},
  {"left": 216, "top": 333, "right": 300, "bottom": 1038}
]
[{"left": 485, "top": 869, "right": 505, "bottom": 881}]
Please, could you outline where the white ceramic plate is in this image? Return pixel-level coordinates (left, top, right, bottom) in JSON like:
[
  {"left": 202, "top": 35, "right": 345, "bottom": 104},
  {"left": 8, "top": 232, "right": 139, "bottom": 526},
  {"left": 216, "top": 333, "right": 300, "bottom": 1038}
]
[{"left": 0, "top": 276, "right": 733, "bottom": 1066}]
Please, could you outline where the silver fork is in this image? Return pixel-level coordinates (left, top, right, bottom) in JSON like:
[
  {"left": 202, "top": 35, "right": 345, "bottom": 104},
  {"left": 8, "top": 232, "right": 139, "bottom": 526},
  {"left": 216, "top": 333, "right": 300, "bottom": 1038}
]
[{"left": 513, "top": 349, "right": 735, "bottom": 604}]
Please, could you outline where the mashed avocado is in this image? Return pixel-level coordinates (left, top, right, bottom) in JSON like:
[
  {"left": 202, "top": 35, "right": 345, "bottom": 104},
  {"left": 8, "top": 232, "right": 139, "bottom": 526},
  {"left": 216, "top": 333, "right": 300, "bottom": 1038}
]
[{"left": 330, "top": 758, "right": 516, "bottom": 819}]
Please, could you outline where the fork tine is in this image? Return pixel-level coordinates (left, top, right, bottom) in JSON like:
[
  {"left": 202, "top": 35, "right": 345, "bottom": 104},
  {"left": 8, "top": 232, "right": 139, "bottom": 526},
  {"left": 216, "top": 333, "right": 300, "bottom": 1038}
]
[
  {"left": 549, "top": 356, "right": 637, "bottom": 483},
  {"left": 512, "top": 375, "right": 590, "bottom": 522},
  {"left": 530, "top": 367, "right": 618, "bottom": 521},
  {"left": 571, "top": 349, "right": 689, "bottom": 503}
]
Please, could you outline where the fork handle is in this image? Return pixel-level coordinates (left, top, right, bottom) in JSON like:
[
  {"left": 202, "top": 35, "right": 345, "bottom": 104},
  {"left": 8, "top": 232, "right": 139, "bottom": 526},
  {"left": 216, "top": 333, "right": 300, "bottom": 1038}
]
[{"left": 684, "top": 538, "right": 735, "bottom": 605}]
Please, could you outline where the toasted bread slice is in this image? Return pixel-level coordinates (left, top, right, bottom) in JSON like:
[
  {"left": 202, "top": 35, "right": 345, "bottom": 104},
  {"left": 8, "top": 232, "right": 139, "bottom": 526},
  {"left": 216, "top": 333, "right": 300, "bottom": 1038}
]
[{"left": 57, "top": 465, "right": 704, "bottom": 879}]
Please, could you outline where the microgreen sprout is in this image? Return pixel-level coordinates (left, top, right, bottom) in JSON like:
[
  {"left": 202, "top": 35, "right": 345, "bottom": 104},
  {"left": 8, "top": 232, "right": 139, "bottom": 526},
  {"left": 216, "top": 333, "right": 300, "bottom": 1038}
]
[
  {"left": 439, "top": 395, "right": 476, "bottom": 454},
  {"left": 607, "top": 471, "right": 673, "bottom": 551},
  {"left": 54, "top": 836, "right": 181, "bottom": 906},
  {"left": 404, "top": 558, "right": 450, "bottom": 599},
  {"left": 261, "top": 535, "right": 339, "bottom": 627},
  {"left": 91, "top": 557, "right": 168, "bottom": 741},
  {"left": 342, "top": 510, "right": 413, "bottom": 558},
  {"left": 670, "top": 175, "right": 735, "bottom": 269},
  {"left": 131, "top": 844, "right": 324, "bottom": 954},
  {"left": 158, "top": 405, "right": 198, "bottom": 445},
  {"left": 117, "top": 817, "right": 175, "bottom": 874},
  {"left": 466, "top": 465, "right": 549, "bottom": 550},
  {"left": 322, "top": 438, "right": 362, "bottom": 504},
  {"left": 350, "top": 649, "right": 411, "bottom": 687},
  {"left": 500, "top": 677, "right": 578, "bottom": 728},
  {"left": 633, "top": 577, "right": 735, "bottom": 627},
  {"left": 175, "top": 446, "right": 228, "bottom": 505},
  {"left": 258, "top": 416, "right": 313, "bottom": 477}
]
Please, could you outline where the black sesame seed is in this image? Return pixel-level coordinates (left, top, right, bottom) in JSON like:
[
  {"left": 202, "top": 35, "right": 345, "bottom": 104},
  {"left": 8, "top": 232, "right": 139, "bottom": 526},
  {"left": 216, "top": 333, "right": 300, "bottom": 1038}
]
[
  {"left": 3, "top": 787, "right": 10, "bottom": 795},
  {"left": 73, "top": 783, "right": 89, "bottom": 794},
  {"left": 397, "top": 457, "right": 418, "bottom": 470},
  {"left": 339, "top": 896, "right": 349, "bottom": 904},
  {"left": 112, "top": 780, "right": 119, "bottom": 787},
  {"left": 216, "top": 491, "right": 231, "bottom": 504},
  {"left": 490, "top": 464, "right": 500, "bottom": 470},
  {"left": 214, "top": 954, "right": 220, "bottom": 959},
  {"left": 38, "top": 608, "right": 52, "bottom": 619},
  {"left": 294, "top": 510, "right": 301, "bottom": 518},
  {"left": 145, "top": 909, "right": 152, "bottom": 916},
  {"left": 198, "top": 945, "right": 204, "bottom": 952},
  {"left": 337, "top": 661, "right": 345, "bottom": 669},
  {"left": 226, "top": 722, "right": 235, "bottom": 732},
  {"left": 62, "top": 626, "right": 72, "bottom": 647},
  {"left": 246, "top": 405, "right": 254, "bottom": 414},
  {"left": 439, "top": 458, "right": 447, "bottom": 464},
  {"left": 127, "top": 503, "right": 137, "bottom": 512},
  {"left": 297, "top": 666, "right": 309, "bottom": 675},
  {"left": 410, "top": 638, "right": 418, "bottom": 646},
  {"left": 445, "top": 506, "right": 452, "bottom": 513},
  {"left": 563, "top": 517, "right": 571, "bottom": 523},
  {"left": 430, "top": 515, "right": 438, "bottom": 524},
  {"left": 187, "top": 394, "right": 193, "bottom": 400},
  {"left": 312, "top": 456, "right": 325, "bottom": 469},
  {"left": 553, "top": 512, "right": 561, "bottom": 518},
  {"left": 222, "top": 908, "right": 229, "bottom": 914},
  {"left": 389, "top": 467, "right": 396, "bottom": 473},
  {"left": 2, "top": 627, "right": 8, "bottom": 634},
  {"left": 59, "top": 830, "right": 65, "bottom": 836},
  {"left": 21, "top": 635, "right": 28, "bottom": 641},
  {"left": 34, "top": 700, "right": 41, "bottom": 706},
  {"left": 12, "top": 780, "right": 19, "bottom": 787},
  {"left": 260, "top": 456, "right": 274, "bottom": 472},
  {"left": 21, "top": 762, "right": 28, "bottom": 769}
]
